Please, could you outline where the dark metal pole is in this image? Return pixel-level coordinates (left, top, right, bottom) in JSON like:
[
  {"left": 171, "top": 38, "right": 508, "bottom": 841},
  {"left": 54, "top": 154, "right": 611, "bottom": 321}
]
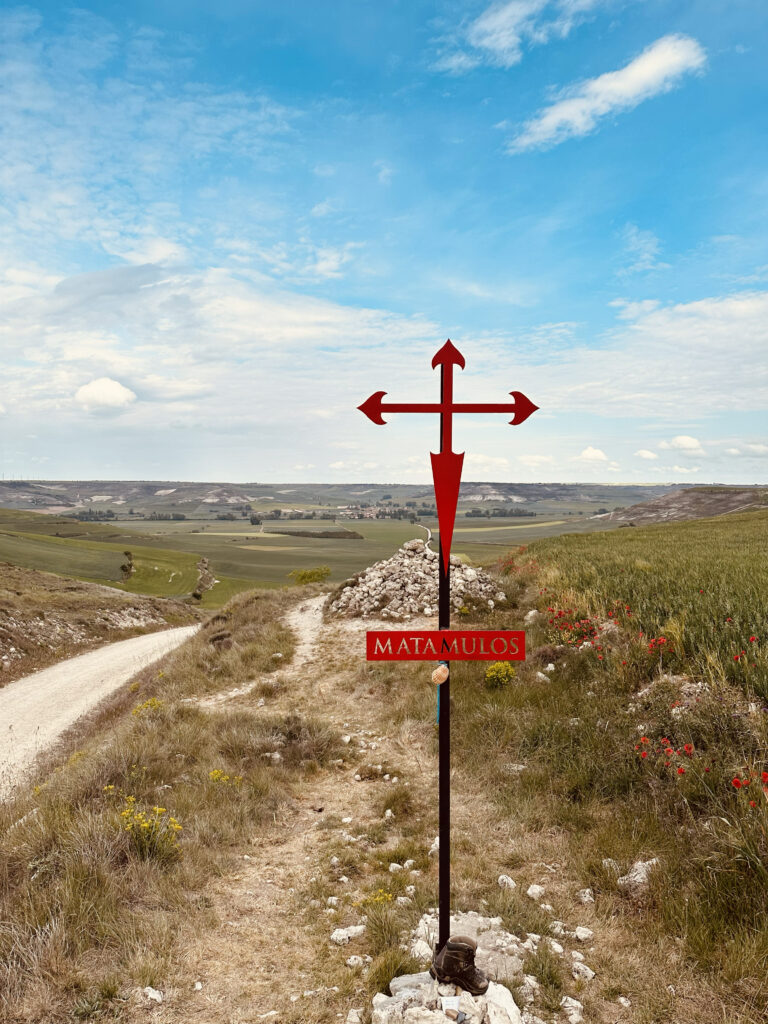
[{"left": 438, "top": 371, "right": 451, "bottom": 952}]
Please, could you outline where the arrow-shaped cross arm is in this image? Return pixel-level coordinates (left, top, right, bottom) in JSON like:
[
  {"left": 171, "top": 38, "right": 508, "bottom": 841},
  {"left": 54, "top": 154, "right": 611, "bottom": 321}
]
[{"left": 357, "top": 391, "right": 539, "bottom": 426}]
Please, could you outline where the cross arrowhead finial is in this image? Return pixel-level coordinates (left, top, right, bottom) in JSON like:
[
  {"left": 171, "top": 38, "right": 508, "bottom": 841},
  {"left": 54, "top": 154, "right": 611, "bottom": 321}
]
[
  {"left": 358, "top": 391, "right": 388, "bottom": 425},
  {"left": 432, "top": 339, "right": 465, "bottom": 370}
]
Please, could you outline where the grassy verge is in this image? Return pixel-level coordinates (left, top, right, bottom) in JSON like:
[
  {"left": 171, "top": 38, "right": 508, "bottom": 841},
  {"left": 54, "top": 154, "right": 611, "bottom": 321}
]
[
  {"left": 440, "top": 509, "right": 768, "bottom": 1019},
  {"left": 0, "top": 586, "right": 338, "bottom": 1021}
]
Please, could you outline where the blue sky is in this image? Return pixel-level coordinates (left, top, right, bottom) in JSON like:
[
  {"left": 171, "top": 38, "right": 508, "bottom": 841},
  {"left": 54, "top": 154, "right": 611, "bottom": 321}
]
[{"left": 0, "top": 0, "right": 766, "bottom": 484}]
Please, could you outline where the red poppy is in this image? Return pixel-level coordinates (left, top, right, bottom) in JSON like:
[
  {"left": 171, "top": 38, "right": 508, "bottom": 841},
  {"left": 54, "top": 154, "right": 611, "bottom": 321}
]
[
  {"left": 677, "top": 767, "right": 685, "bottom": 775},
  {"left": 684, "top": 744, "right": 694, "bottom": 755},
  {"left": 761, "top": 772, "right": 768, "bottom": 784},
  {"left": 732, "top": 778, "right": 742, "bottom": 789},
  {"left": 749, "top": 636, "right": 757, "bottom": 643},
  {"left": 640, "top": 737, "right": 649, "bottom": 744},
  {"left": 640, "top": 751, "right": 648, "bottom": 759},
  {"left": 750, "top": 801, "right": 757, "bottom": 808},
  {"left": 734, "top": 655, "right": 740, "bottom": 661}
]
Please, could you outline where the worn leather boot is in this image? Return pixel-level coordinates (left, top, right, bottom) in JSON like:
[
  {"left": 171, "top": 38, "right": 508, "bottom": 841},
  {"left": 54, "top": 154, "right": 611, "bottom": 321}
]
[{"left": 430, "top": 934, "right": 490, "bottom": 996}]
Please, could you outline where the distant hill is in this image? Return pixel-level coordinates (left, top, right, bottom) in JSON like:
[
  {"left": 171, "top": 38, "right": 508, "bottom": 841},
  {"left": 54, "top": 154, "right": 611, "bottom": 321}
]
[
  {"left": 594, "top": 486, "right": 768, "bottom": 525},
  {"left": 0, "top": 478, "right": 690, "bottom": 514}
]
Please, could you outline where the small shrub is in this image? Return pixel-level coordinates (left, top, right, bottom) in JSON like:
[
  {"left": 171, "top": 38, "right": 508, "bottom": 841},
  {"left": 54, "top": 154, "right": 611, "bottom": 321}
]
[
  {"left": 131, "top": 697, "right": 164, "bottom": 716},
  {"left": 119, "top": 797, "right": 182, "bottom": 862},
  {"left": 288, "top": 566, "right": 331, "bottom": 585},
  {"left": 485, "top": 661, "right": 517, "bottom": 689}
]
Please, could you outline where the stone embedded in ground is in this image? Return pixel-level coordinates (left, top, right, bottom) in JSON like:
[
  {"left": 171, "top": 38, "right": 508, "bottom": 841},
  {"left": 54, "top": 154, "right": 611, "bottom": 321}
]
[
  {"left": 618, "top": 857, "right": 659, "bottom": 891},
  {"left": 573, "top": 926, "right": 593, "bottom": 942},
  {"left": 498, "top": 874, "right": 516, "bottom": 890},
  {"left": 325, "top": 538, "right": 507, "bottom": 620},
  {"left": 575, "top": 888, "right": 594, "bottom": 904},
  {"left": 525, "top": 884, "right": 545, "bottom": 900},
  {"left": 330, "top": 924, "right": 366, "bottom": 945},
  {"left": 571, "top": 961, "right": 595, "bottom": 982},
  {"left": 617, "top": 996, "right": 632, "bottom": 1008},
  {"left": 143, "top": 986, "right": 163, "bottom": 1004},
  {"left": 560, "top": 995, "right": 584, "bottom": 1023}
]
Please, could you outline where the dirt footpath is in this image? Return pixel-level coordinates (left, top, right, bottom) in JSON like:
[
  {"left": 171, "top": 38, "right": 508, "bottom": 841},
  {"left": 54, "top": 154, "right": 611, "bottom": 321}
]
[{"left": 0, "top": 625, "right": 198, "bottom": 797}]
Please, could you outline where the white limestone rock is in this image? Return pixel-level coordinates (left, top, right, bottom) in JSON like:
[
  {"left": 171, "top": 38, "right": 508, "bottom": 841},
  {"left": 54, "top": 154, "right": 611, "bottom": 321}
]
[
  {"left": 618, "top": 857, "right": 659, "bottom": 892},
  {"left": 526, "top": 884, "right": 545, "bottom": 900},
  {"left": 498, "top": 874, "right": 517, "bottom": 890},
  {"left": 572, "top": 961, "right": 595, "bottom": 982},
  {"left": 561, "top": 995, "right": 584, "bottom": 1023},
  {"left": 331, "top": 924, "right": 366, "bottom": 945}
]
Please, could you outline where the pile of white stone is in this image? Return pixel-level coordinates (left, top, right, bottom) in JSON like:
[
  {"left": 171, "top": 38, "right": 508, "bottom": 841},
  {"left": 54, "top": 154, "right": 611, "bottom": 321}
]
[
  {"left": 361, "top": 908, "right": 599, "bottom": 1024},
  {"left": 325, "top": 540, "right": 506, "bottom": 620},
  {"left": 370, "top": 972, "right": 522, "bottom": 1024}
]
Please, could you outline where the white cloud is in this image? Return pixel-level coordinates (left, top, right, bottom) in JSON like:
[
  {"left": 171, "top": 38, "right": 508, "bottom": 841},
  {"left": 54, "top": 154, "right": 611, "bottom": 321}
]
[
  {"left": 466, "top": 1, "right": 546, "bottom": 68},
  {"left": 435, "top": 0, "right": 606, "bottom": 73},
  {"left": 671, "top": 465, "right": 700, "bottom": 474},
  {"left": 575, "top": 446, "right": 608, "bottom": 462},
  {"left": 310, "top": 199, "right": 336, "bottom": 217},
  {"left": 634, "top": 449, "right": 658, "bottom": 460},
  {"left": 508, "top": 34, "right": 707, "bottom": 151},
  {"left": 375, "top": 160, "right": 394, "bottom": 185},
  {"left": 465, "top": 453, "right": 510, "bottom": 470},
  {"left": 619, "top": 225, "right": 668, "bottom": 274},
  {"left": 610, "top": 297, "right": 661, "bottom": 320},
  {"left": 723, "top": 445, "right": 768, "bottom": 457},
  {"left": 74, "top": 377, "right": 137, "bottom": 412},
  {"left": 307, "top": 243, "right": 361, "bottom": 279},
  {"left": 518, "top": 454, "right": 555, "bottom": 467},
  {"left": 658, "top": 435, "right": 705, "bottom": 456}
]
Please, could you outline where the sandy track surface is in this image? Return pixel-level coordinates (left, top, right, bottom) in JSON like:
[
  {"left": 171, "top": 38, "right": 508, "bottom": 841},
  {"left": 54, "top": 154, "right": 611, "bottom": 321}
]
[{"left": 0, "top": 625, "right": 198, "bottom": 798}]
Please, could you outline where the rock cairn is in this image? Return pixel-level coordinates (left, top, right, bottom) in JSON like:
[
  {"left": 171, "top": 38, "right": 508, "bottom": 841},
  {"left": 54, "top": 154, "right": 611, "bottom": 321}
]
[{"left": 325, "top": 540, "right": 506, "bottom": 620}]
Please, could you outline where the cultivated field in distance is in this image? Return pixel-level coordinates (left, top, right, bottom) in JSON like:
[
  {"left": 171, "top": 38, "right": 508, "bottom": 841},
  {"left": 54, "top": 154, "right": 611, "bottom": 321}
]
[{"left": 0, "top": 479, "right": 729, "bottom": 605}]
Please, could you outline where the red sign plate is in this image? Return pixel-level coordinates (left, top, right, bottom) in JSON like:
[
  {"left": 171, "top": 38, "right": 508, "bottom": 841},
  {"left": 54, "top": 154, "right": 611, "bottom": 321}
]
[{"left": 366, "top": 630, "right": 525, "bottom": 661}]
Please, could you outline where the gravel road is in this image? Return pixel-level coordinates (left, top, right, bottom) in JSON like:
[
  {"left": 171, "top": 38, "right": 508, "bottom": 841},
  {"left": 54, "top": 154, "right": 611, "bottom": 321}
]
[{"left": 0, "top": 625, "right": 198, "bottom": 798}]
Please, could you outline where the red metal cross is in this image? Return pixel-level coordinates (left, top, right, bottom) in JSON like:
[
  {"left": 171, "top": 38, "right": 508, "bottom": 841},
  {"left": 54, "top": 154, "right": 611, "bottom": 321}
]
[{"left": 358, "top": 340, "right": 538, "bottom": 569}]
